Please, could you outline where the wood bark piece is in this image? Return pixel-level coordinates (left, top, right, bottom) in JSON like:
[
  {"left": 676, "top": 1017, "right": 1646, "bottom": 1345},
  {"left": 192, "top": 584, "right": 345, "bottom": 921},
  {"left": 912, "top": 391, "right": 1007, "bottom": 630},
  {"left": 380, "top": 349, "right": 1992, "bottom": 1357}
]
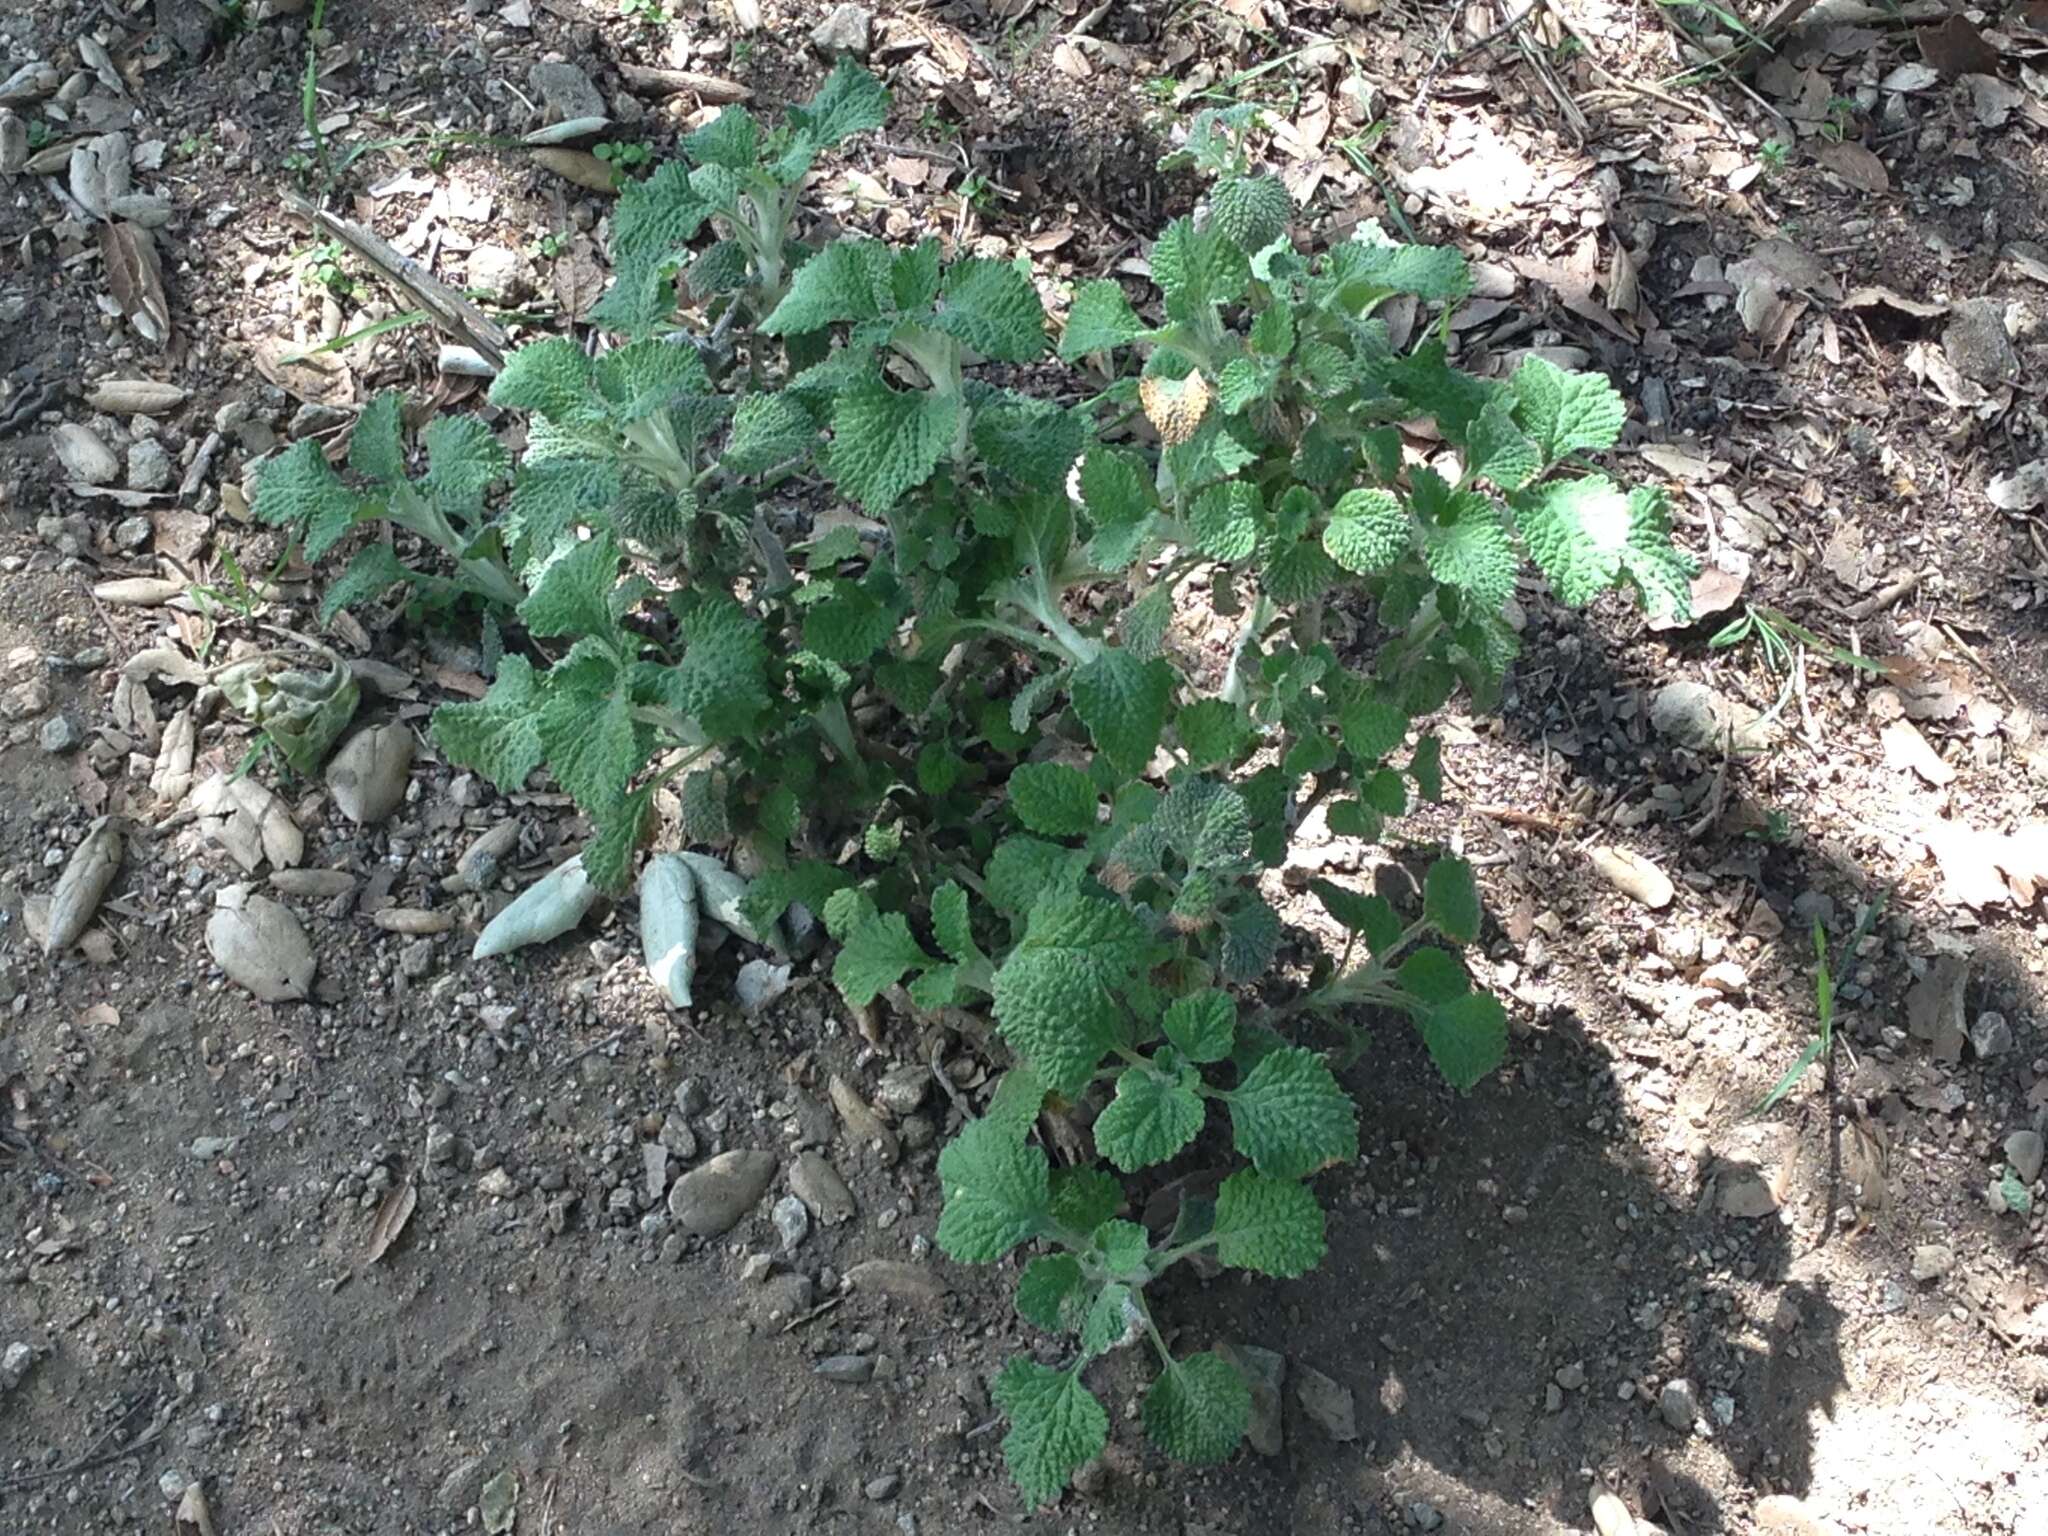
[
  {"left": 615, "top": 63, "right": 752, "bottom": 102},
  {"left": 281, "top": 192, "right": 509, "bottom": 370}
]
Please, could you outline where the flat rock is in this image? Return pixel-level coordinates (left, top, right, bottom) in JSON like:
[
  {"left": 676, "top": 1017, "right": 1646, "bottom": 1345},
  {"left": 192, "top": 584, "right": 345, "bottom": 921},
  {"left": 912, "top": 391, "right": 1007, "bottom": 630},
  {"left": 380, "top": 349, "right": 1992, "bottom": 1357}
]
[
  {"left": 529, "top": 61, "right": 605, "bottom": 122},
  {"left": 465, "top": 244, "right": 527, "bottom": 303},
  {"left": 789, "top": 1150, "right": 856, "bottom": 1225},
  {"left": 52, "top": 422, "right": 119, "bottom": 484},
  {"left": 126, "top": 437, "right": 172, "bottom": 491},
  {"left": 1717, "top": 1169, "right": 1778, "bottom": 1218},
  {"left": 1651, "top": 679, "right": 1776, "bottom": 754},
  {"left": 1293, "top": 1362, "right": 1357, "bottom": 1442},
  {"left": 666, "top": 1149, "right": 777, "bottom": 1236},
  {"left": 814, "top": 1353, "right": 874, "bottom": 1383},
  {"left": 1590, "top": 847, "right": 1675, "bottom": 910},
  {"left": 2006, "top": 1129, "right": 2043, "bottom": 1186},
  {"left": 1910, "top": 1242, "right": 1955, "bottom": 1281},
  {"left": 811, "top": 2, "right": 873, "bottom": 56},
  {"left": 1942, "top": 297, "right": 2019, "bottom": 385},
  {"left": 1659, "top": 1376, "right": 1699, "bottom": 1432},
  {"left": 749, "top": 1271, "right": 815, "bottom": 1327},
  {"left": 1970, "top": 1010, "right": 2013, "bottom": 1059}
]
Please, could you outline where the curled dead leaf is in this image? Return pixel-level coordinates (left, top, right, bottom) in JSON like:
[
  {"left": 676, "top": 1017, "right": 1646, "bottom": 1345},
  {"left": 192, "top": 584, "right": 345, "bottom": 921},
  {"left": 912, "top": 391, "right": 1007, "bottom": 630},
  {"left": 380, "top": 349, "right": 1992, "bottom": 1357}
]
[
  {"left": 363, "top": 1176, "right": 416, "bottom": 1265},
  {"left": 531, "top": 147, "right": 617, "bottom": 195},
  {"left": 207, "top": 886, "right": 316, "bottom": 1001},
  {"left": 100, "top": 221, "right": 170, "bottom": 345}
]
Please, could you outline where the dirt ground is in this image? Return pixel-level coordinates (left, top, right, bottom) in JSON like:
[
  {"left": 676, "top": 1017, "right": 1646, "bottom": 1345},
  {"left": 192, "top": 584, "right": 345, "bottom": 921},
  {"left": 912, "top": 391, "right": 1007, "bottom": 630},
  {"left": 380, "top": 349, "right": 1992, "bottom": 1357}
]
[{"left": 2, "top": 0, "right": 2047, "bottom": 1533}]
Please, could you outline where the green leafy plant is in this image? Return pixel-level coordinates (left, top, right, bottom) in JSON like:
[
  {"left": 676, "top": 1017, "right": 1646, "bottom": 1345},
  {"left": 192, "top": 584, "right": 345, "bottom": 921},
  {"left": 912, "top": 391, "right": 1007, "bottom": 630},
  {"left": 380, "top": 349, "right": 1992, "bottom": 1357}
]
[
  {"left": 1759, "top": 138, "right": 1790, "bottom": 173},
  {"left": 269, "top": 83, "right": 1693, "bottom": 1504}
]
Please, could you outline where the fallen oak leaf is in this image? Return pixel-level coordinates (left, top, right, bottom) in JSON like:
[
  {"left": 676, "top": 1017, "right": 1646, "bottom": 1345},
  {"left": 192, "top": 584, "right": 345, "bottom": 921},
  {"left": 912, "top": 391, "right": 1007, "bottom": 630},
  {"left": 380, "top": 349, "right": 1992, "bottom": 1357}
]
[{"left": 362, "top": 1175, "right": 417, "bottom": 1266}]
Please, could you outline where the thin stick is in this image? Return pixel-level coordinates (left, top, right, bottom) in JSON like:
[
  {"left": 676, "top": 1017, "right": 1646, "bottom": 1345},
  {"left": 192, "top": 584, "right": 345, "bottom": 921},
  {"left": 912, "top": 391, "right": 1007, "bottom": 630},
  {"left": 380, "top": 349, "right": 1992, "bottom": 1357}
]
[{"left": 1541, "top": 0, "right": 1732, "bottom": 130}]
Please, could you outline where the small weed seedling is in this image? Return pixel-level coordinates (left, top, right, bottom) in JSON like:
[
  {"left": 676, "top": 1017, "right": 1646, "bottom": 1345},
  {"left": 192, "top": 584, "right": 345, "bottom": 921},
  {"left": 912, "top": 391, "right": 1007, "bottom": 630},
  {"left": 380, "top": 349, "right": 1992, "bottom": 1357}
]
[
  {"left": 1758, "top": 138, "right": 1791, "bottom": 173},
  {"left": 594, "top": 140, "right": 654, "bottom": 177},
  {"left": 265, "top": 79, "right": 1694, "bottom": 1506},
  {"left": 1755, "top": 890, "right": 1888, "bottom": 1115}
]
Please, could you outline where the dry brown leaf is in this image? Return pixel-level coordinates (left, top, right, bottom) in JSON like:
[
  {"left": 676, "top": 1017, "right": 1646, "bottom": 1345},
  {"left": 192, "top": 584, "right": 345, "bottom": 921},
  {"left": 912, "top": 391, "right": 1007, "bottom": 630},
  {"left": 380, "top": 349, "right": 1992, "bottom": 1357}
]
[
  {"left": 100, "top": 222, "right": 170, "bottom": 345},
  {"left": 364, "top": 1176, "right": 416, "bottom": 1265},
  {"left": 1816, "top": 140, "right": 1889, "bottom": 193},
  {"left": 1880, "top": 718, "right": 1954, "bottom": 786},
  {"left": 1841, "top": 284, "right": 1947, "bottom": 318},
  {"left": 1918, "top": 13, "right": 1999, "bottom": 77},
  {"left": 883, "top": 154, "right": 930, "bottom": 188},
  {"left": 551, "top": 248, "right": 606, "bottom": 320},
  {"left": 1922, "top": 818, "right": 2029, "bottom": 908},
  {"left": 1023, "top": 223, "right": 1073, "bottom": 254},
  {"left": 251, "top": 334, "right": 354, "bottom": 407},
  {"left": 531, "top": 148, "right": 616, "bottom": 195}
]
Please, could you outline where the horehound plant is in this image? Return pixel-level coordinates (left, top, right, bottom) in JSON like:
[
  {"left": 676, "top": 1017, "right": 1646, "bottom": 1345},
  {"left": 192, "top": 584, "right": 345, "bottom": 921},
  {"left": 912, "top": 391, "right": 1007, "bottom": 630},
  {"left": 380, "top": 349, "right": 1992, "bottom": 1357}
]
[{"left": 260, "top": 79, "right": 1693, "bottom": 1503}]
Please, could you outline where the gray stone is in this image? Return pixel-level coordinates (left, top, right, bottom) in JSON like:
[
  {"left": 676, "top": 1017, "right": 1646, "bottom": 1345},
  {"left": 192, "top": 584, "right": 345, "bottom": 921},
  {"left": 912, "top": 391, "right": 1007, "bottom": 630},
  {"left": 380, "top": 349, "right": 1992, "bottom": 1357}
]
[
  {"left": 815, "top": 1353, "right": 875, "bottom": 1383},
  {"left": 674, "top": 1077, "right": 708, "bottom": 1115},
  {"left": 1911, "top": 1242, "right": 1955, "bottom": 1281},
  {"left": 1651, "top": 679, "right": 1776, "bottom": 754},
  {"left": 642, "top": 1141, "right": 671, "bottom": 1204},
  {"left": 529, "top": 61, "right": 606, "bottom": 122},
  {"left": 126, "top": 437, "right": 172, "bottom": 491},
  {"left": 3, "top": 679, "right": 49, "bottom": 720},
  {"left": 1407, "top": 1501, "right": 1444, "bottom": 1532},
  {"left": 0, "top": 1341, "right": 31, "bottom": 1390},
  {"left": 464, "top": 244, "right": 527, "bottom": 303},
  {"left": 52, "top": 423, "right": 120, "bottom": 485},
  {"left": 1294, "top": 1362, "right": 1357, "bottom": 1442},
  {"left": 811, "top": 3, "right": 874, "bottom": 57},
  {"left": 658, "top": 1114, "right": 698, "bottom": 1159},
  {"left": 1970, "top": 1010, "right": 2013, "bottom": 1059},
  {"left": 38, "top": 714, "right": 81, "bottom": 753},
  {"left": 399, "top": 939, "right": 434, "bottom": 979},
  {"left": 666, "top": 1148, "right": 777, "bottom": 1236},
  {"left": 1659, "top": 1376, "right": 1700, "bottom": 1432},
  {"left": 289, "top": 402, "right": 351, "bottom": 438},
  {"left": 789, "top": 1150, "right": 856, "bottom": 1225},
  {"left": 2006, "top": 1129, "right": 2044, "bottom": 1186},
  {"left": 478, "top": 1167, "right": 516, "bottom": 1199},
  {"left": 1942, "top": 298, "right": 2020, "bottom": 385},
  {"left": 750, "top": 1271, "right": 814, "bottom": 1326},
  {"left": 157, "top": 1467, "right": 189, "bottom": 1500},
  {"left": 771, "top": 1193, "right": 810, "bottom": 1252},
  {"left": 864, "top": 1474, "right": 900, "bottom": 1501},
  {"left": 114, "top": 514, "right": 153, "bottom": 550},
  {"left": 1554, "top": 1361, "right": 1587, "bottom": 1391}
]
